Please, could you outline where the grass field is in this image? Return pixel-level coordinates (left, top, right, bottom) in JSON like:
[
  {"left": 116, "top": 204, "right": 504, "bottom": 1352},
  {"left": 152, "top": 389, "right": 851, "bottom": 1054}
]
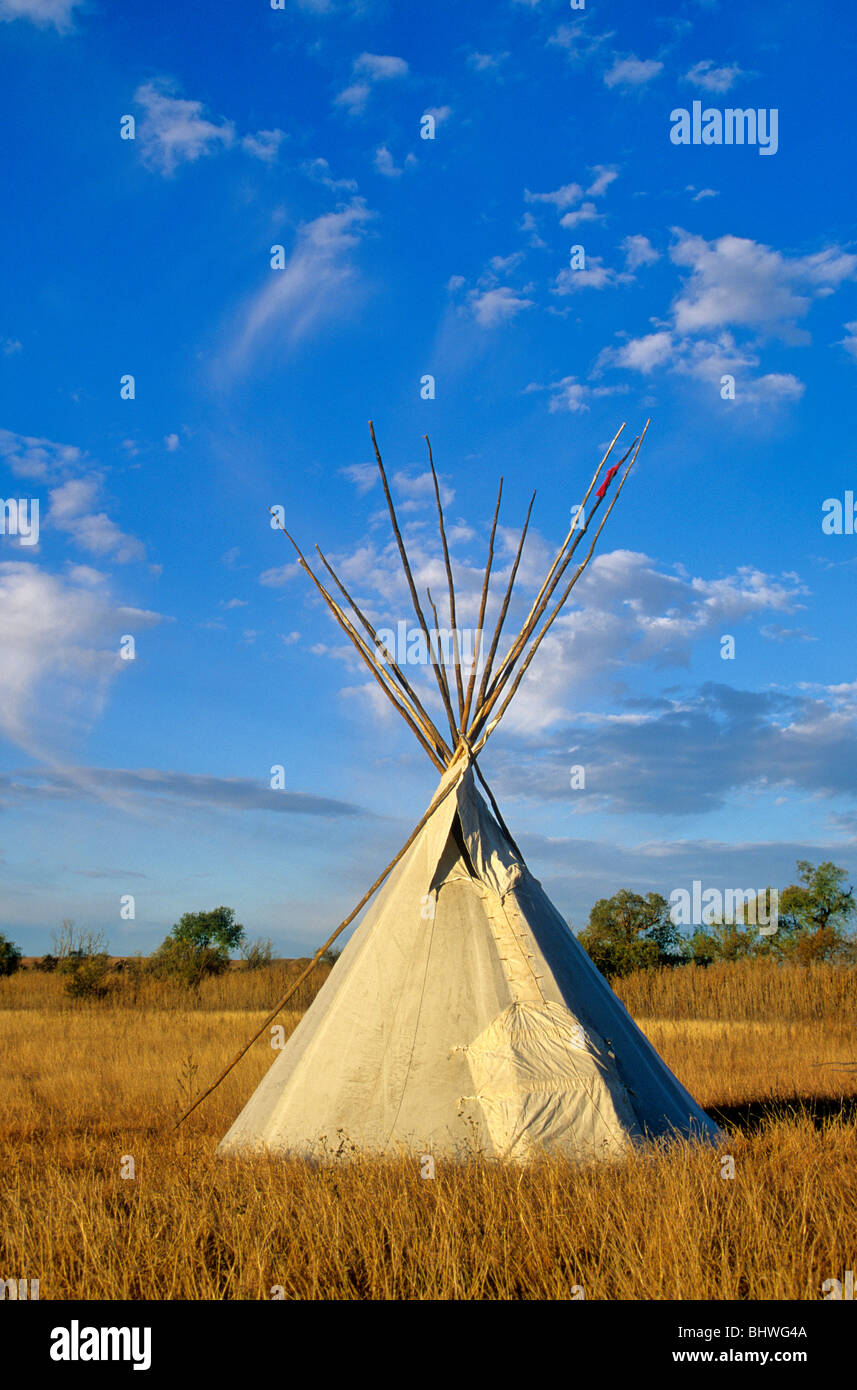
[{"left": 1, "top": 959, "right": 855, "bottom": 1300}]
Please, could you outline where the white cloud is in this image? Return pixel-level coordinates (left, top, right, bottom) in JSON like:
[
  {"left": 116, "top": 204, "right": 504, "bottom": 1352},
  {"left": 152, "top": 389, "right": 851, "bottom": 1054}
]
[
  {"left": 424, "top": 104, "right": 452, "bottom": 127},
  {"left": 241, "top": 128, "right": 286, "bottom": 162},
  {"left": 0, "top": 0, "right": 80, "bottom": 29},
  {"left": 132, "top": 83, "right": 282, "bottom": 175},
  {"left": 134, "top": 82, "right": 236, "bottom": 175},
  {"left": 683, "top": 60, "right": 746, "bottom": 93},
  {"left": 230, "top": 199, "right": 375, "bottom": 365},
  {"left": 469, "top": 51, "right": 508, "bottom": 71},
  {"left": 841, "top": 322, "right": 857, "bottom": 361},
  {"left": 490, "top": 252, "right": 525, "bottom": 274},
  {"left": 496, "top": 551, "right": 807, "bottom": 738},
  {"left": 164, "top": 433, "right": 179, "bottom": 452},
  {"left": 303, "top": 157, "right": 358, "bottom": 192},
  {"left": 2, "top": 337, "right": 22, "bottom": 355},
  {"left": 549, "top": 23, "right": 614, "bottom": 63},
  {"left": 670, "top": 230, "right": 857, "bottom": 336},
  {"left": 744, "top": 373, "right": 805, "bottom": 403},
  {"left": 47, "top": 476, "right": 146, "bottom": 564},
  {"left": 554, "top": 257, "right": 622, "bottom": 294},
  {"left": 559, "top": 200, "right": 601, "bottom": 230},
  {"left": 354, "top": 52, "right": 408, "bottom": 80},
  {"left": 600, "top": 327, "right": 807, "bottom": 406},
  {"left": 468, "top": 286, "right": 534, "bottom": 327},
  {"left": 607, "top": 331, "right": 674, "bottom": 373},
  {"left": 586, "top": 165, "right": 619, "bottom": 198},
  {"left": 520, "top": 212, "right": 547, "bottom": 249},
  {"left": 335, "top": 82, "right": 371, "bottom": 115},
  {"left": 0, "top": 427, "right": 82, "bottom": 482},
  {"left": 340, "top": 463, "right": 377, "bottom": 495},
  {"left": 0, "top": 561, "right": 161, "bottom": 751},
  {"left": 689, "top": 186, "right": 719, "bottom": 201},
  {"left": 373, "top": 146, "right": 416, "bottom": 178},
  {"left": 65, "top": 564, "right": 106, "bottom": 587},
  {"left": 260, "top": 561, "right": 301, "bottom": 588},
  {"left": 337, "top": 52, "right": 408, "bottom": 112},
  {"left": 391, "top": 469, "right": 454, "bottom": 511},
  {"left": 525, "top": 182, "right": 583, "bottom": 210},
  {"left": 604, "top": 55, "right": 663, "bottom": 88},
  {"left": 622, "top": 234, "right": 659, "bottom": 270},
  {"left": 546, "top": 377, "right": 590, "bottom": 413}
]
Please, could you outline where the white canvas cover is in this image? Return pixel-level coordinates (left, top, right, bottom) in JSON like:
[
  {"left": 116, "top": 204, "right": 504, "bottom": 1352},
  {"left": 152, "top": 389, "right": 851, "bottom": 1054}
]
[{"left": 219, "top": 764, "right": 720, "bottom": 1161}]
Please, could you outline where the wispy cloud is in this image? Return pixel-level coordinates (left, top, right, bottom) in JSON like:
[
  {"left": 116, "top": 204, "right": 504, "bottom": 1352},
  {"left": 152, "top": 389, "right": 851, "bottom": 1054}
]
[
  {"left": 374, "top": 145, "right": 416, "bottom": 178},
  {"left": 0, "top": 0, "right": 81, "bottom": 30},
  {"left": 134, "top": 80, "right": 285, "bottom": 175},
  {"left": 683, "top": 60, "right": 747, "bottom": 93},
  {"left": 0, "top": 561, "right": 161, "bottom": 752},
  {"left": 622, "top": 234, "right": 659, "bottom": 270},
  {"left": 604, "top": 55, "right": 663, "bottom": 89},
  {"left": 48, "top": 476, "right": 146, "bottom": 564},
  {"left": 468, "top": 285, "right": 534, "bottom": 327},
  {"left": 0, "top": 426, "right": 83, "bottom": 482},
  {"left": 229, "top": 199, "right": 375, "bottom": 367},
  {"left": 302, "top": 157, "right": 358, "bottom": 192},
  {"left": 0, "top": 764, "right": 365, "bottom": 818},
  {"left": 336, "top": 51, "right": 409, "bottom": 113}
]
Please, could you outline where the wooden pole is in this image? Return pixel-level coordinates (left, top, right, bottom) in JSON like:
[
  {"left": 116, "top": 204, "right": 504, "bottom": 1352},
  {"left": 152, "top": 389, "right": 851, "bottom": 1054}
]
[
  {"left": 314, "top": 543, "right": 452, "bottom": 764},
  {"left": 468, "top": 433, "right": 641, "bottom": 743},
  {"left": 470, "top": 489, "right": 536, "bottom": 719},
  {"left": 425, "top": 435, "right": 465, "bottom": 723},
  {"left": 471, "top": 431, "right": 635, "bottom": 734},
  {"left": 369, "top": 421, "right": 460, "bottom": 746},
  {"left": 472, "top": 425, "right": 648, "bottom": 752},
  {"left": 461, "top": 478, "right": 502, "bottom": 733},
  {"left": 270, "top": 512, "right": 446, "bottom": 772}
]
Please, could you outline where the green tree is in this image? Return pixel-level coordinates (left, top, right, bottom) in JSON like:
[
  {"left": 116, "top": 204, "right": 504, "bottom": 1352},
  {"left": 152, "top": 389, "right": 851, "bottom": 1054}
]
[
  {"left": 686, "top": 888, "right": 777, "bottom": 964},
  {"left": 0, "top": 933, "right": 23, "bottom": 977},
  {"left": 151, "top": 906, "right": 245, "bottom": 988},
  {"left": 578, "top": 890, "right": 681, "bottom": 979},
  {"left": 774, "top": 860, "right": 855, "bottom": 963},
  {"left": 687, "top": 919, "right": 756, "bottom": 964}
]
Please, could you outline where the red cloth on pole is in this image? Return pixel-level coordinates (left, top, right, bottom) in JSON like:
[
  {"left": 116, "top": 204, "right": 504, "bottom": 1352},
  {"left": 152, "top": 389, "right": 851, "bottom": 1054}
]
[{"left": 595, "top": 463, "right": 620, "bottom": 501}]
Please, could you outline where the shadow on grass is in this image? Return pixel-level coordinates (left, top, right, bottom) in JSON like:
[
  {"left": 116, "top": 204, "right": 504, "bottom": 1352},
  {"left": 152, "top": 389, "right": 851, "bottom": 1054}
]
[{"left": 709, "top": 1094, "right": 857, "bottom": 1134}]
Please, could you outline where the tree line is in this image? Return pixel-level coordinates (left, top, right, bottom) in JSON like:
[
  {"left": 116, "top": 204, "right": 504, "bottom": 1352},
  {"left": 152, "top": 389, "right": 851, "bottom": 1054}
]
[
  {"left": 578, "top": 861, "right": 856, "bottom": 980},
  {"left": 0, "top": 860, "right": 853, "bottom": 994}
]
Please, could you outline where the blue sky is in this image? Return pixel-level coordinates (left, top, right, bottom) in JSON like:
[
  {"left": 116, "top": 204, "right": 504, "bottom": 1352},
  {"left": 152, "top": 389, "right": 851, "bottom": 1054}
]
[{"left": 2, "top": 0, "right": 856, "bottom": 955}]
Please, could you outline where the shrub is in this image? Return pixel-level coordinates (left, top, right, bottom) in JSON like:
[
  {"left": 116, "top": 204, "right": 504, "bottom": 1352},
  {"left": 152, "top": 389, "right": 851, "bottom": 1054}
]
[
  {"left": 0, "top": 934, "right": 23, "bottom": 977},
  {"left": 52, "top": 922, "right": 111, "bottom": 1000},
  {"left": 240, "top": 937, "right": 274, "bottom": 970}
]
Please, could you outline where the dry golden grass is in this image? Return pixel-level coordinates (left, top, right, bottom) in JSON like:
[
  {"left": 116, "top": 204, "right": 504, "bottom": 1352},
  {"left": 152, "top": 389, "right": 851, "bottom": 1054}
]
[
  {"left": 1, "top": 961, "right": 855, "bottom": 1300},
  {"left": 615, "top": 957, "right": 857, "bottom": 1022}
]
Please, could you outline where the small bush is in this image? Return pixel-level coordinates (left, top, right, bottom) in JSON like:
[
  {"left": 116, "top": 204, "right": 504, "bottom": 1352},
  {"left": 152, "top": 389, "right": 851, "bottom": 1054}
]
[
  {"left": 53, "top": 922, "right": 111, "bottom": 1001},
  {"left": 0, "top": 934, "right": 23, "bottom": 977},
  {"left": 240, "top": 937, "right": 274, "bottom": 970}
]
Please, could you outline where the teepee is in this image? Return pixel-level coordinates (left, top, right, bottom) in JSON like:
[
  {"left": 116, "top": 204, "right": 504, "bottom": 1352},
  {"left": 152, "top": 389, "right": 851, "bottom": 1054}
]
[{"left": 215, "top": 422, "right": 720, "bottom": 1162}]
